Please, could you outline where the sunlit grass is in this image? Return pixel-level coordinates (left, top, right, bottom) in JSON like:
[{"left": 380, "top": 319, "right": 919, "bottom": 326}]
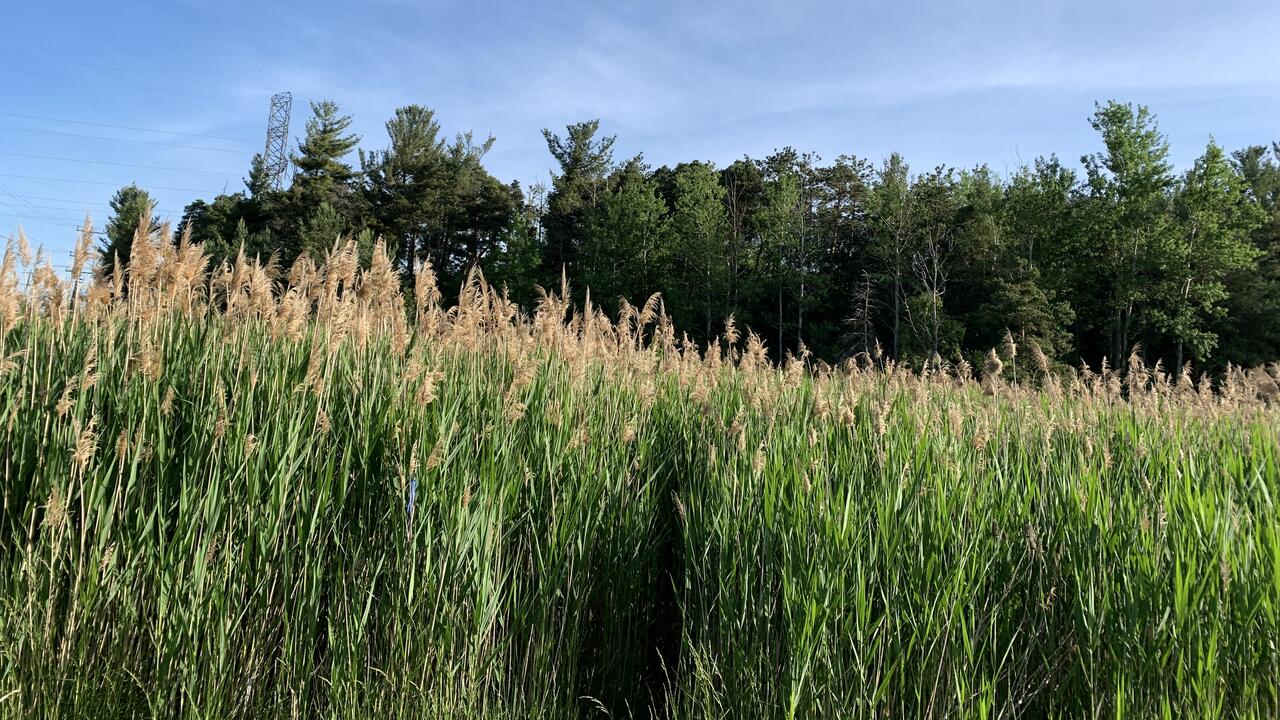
[{"left": 0, "top": 224, "right": 1277, "bottom": 718}]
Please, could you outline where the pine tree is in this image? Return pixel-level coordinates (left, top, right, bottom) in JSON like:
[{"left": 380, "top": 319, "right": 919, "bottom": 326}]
[
  {"left": 292, "top": 100, "right": 361, "bottom": 200},
  {"left": 287, "top": 100, "right": 362, "bottom": 264},
  {"left": 362, "top": 105, "right": 447, "bottom": 276},
  {"left": 100, "top": 184, "right": 160, "bottom": 277},
  {"left": 669, "top": 161, "right": 729, "bottom": 340},
  {"left": 541, "top": 120, "right": 615, "bottom": 285},
  {"left": 581, "top": 157, "right": 669, "bottom": 310}
]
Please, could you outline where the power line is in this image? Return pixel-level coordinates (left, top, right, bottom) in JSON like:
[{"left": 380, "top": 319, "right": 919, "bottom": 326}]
[
  {"left": 0, "top": 125, "right": 249, "bottom": 154},
  {"left": 5, "top": 204, "right": 184, "bottom": 217},
  {"left": 0, "top": 50, "right": 272, "bottom": 96},
  {"left": 0, "top": 180, "right": 69, "bottom": 227},
  {"left": 0, "top": 217, "right": 24, "bottom": 236},
  {"left": 0, "top": 111, "right": 255, "bottom": 144},
  {"left": 0, "top": 209, "right": 89, "bottom": 225},
  {"left": 0, "top": 152, "right": 239, "bottom": 176},
  {"left": 0, "top": 192, "right": 121, "bottom": 206},
  {"left": 0, "top": 174, "right": 217, "bottom": 193},
  {"left": 0, "top": 67, "right": 260, "bottom": 106},
  {"left": 3, "top": 195, "right": 182, "bottom": 214}
]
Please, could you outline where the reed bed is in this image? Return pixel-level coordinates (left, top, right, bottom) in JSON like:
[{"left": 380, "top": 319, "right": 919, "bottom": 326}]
[{"left": 0, "top": 222, "right": 1278, "bottom": 719}]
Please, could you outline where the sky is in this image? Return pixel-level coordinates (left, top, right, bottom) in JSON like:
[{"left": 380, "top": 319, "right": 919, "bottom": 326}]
[{"left": 2, "top": 0, "right": 1278, "bottom": 267}]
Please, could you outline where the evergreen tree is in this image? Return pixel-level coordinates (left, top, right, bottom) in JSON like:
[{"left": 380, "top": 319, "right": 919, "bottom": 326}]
[
  {"left": 541, "top": 120, "right": 615, "bottom": 286},
  {"left": 100, "top": 184, "right": 160, "bottom": 277},
  {"left": 668, "top": 161, "right": 729, "bottom": 340},
  {"left": 362, "top": 105, "right": 448, "bottom": 277},
  {"left": 292, "top": 100, "right": 361, "bottom": 201},
  {"left": 581, "top": 157, "right": 669, "bottom": 310},
  {"left": 286, "top": 100, "right": 362, "bottom": 264}
]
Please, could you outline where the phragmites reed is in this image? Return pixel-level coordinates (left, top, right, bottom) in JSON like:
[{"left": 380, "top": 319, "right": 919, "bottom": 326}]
[
  {"left": 982, "top": 348, "right": 1004, "bottom": 384},
  {"left": 0, "top": 225, "right": 1277, "bottom": 720},
  {"left": 723, "top": 313, "right": 740, "bottom": 347},
  {"left": 1247, "top": 367, "right": 1280, "bottom": 404},
  {"left": 1029, "top": 340, "right": 1051, "bottom": 378},
  {"left": 69, "top": 217, "right": 97, "bottom": 289},
  {"left": 1000, "top": 329, "right": 1018, "bottom": 362}
]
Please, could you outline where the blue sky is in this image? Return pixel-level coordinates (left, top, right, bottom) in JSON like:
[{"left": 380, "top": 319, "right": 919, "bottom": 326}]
[{"left": 3, "top": 0, "right": 1278, "bottom": 266}]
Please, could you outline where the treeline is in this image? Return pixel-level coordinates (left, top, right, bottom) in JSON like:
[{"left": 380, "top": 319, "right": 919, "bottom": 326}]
[{"left": 102, "top": 99, "right": 1280, "bottom": 371}]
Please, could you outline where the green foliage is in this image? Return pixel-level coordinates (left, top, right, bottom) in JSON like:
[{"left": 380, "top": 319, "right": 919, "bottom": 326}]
[
  {"left": 100, "top": 184, "right": 159, "bottom": 276},
  {"left": 291, "top": 99, "right": 361, "bottom": 200},
  {"left": 1156, "top": 140, "right": 1264, "bottom": 365},
  {"left": 668, "top": 161, "right": 729, "bottom": 338},
  {"left": 95, "top": 100, "right": 1280, "bottom": 372},
  {"left": 1081, "top": 101, "right": 1179, "bottom": 360},
  {"left": 299, "top": 201, "right": 347, "bottom": 261},
  {"left": 581, "top": 157, "right": 670, "bottom": 309},
  {"left": 542, "top": 120, "right": 616, "bottom": 283},
  {"left": 2, "top": 301, "right": 1277, "bottom": 718},
  {"left": 361, "top": 104, "right": 449, "bottom": 274},
  {"left": 1217, "top": 144, "right": 1280, "bottom": 366}
]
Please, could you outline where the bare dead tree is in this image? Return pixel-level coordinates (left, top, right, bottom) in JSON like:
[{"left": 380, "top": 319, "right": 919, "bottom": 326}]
[
  {"left": 843, "top": 270, "right": 882, "bottom": 357},
  {"left": 905, "top": 224, "right": 951, "bottom": 361}
]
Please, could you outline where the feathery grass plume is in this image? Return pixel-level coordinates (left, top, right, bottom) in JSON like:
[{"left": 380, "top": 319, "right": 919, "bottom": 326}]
[
  {"left": 14, "top": 226, "right": 34, "bottom": 269},
  {"left": 288, "top": 251, "right": 318, "bottom": 295},
  {"left": 69, "top": 216, "right": 97, "bottom": 291},
  {"left": 1126, "top": 344, "right": 1149, "bottom": 396},
  {"left": 137, "top": 335, "right": 163, "bottom": 381},
  {"left": 41, "top": 486, "right": 66, "bottom": 532},
  {"left": 0, "top": 349, "right": 25, "bottom": 381},
  {"left": 109, "top": 251, "right": 125, "bottom": 300},
  {"left": 723, "top": 313, "right": 740, "bottom": 348},
  {"left": 1000, "top": 329, "right": 1018, "bottom": 385},
  {"left": 0, "top": 222, "right": 1276, "bottom": 719},
  {"left": 0, "top": 239, "right": 21, "bottom": 334},
  {"left": 71, "top": 418, "right": 98, "bottom": 472},
  {"left": 1000, "top": 329, "right": 1017, "bottom": 361},
  {"left": 126, "top": 211, "right": 160, "bottom": 295},
  {"left": 167, "top": 224, "right": 209, "bottom": 310},
  {"left": 874, "top": 398, "right": 891, "bottom": 437},
  {"left": 1247, "top": 367, "right": 1280, "bottom": 404},
  {"left": 982, "top": 348, "right": 1004, "bottom": 384},
  {"left": 275, "top": 287, "right": 310, "bottom": 341},
  {"left": 55, "top": 380, "right": 75, "bottom": 418},
  {"left": 740, "top": 331, "right": 768, "bottom": 371},
  {"left": 1029, "top": 339, "right": 1050, "bottom": 378}
]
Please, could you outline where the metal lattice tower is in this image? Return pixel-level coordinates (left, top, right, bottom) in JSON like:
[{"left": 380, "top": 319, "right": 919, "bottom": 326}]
[{"left": 263, "top": 91, "right": 292, "bottom": 189}]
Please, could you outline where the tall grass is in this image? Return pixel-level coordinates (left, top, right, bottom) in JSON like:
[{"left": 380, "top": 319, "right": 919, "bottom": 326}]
[{"left": 0, "top": 223, "right": 1277, "bottom": 718}]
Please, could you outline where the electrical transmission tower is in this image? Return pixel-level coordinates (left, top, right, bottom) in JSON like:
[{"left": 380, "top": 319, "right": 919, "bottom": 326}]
[{"left": 263, "top": 91, "right": 292, "bottom": 189}]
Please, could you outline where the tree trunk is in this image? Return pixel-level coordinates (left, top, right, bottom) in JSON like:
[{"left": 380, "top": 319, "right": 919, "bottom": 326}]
[
  {"left": 892, "top": 273, "right": 901, "bottom": 359},
  {"left": 777, "top": 287, "right": 783, "bottom": 359}
]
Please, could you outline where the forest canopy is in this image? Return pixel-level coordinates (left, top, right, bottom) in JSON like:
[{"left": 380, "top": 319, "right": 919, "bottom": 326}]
[{"left": 103, "top": 99, "right": 1280, "bottom": 372}]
